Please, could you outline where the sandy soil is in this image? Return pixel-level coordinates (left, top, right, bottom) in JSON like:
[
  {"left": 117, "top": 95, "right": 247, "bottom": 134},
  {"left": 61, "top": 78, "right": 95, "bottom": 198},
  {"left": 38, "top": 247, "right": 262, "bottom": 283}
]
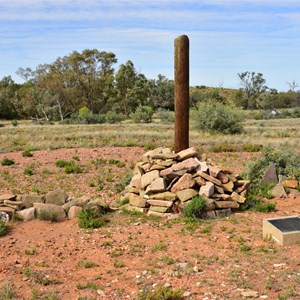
[{"left": 0, "top": 148, "right": 300, "bottom": 300}]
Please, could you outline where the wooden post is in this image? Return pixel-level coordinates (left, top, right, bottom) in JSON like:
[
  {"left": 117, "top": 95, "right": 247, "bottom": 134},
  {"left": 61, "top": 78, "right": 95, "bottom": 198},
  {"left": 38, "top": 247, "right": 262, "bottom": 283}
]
[{"left": 174, "top": 35, "right": 189, "bottom": 153}]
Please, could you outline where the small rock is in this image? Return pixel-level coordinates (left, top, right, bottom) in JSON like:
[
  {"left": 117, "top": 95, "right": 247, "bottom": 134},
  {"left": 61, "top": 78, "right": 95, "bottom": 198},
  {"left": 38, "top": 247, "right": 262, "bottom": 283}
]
[{"left": 241, "top": 290, "right": 259, "bottom": 298}]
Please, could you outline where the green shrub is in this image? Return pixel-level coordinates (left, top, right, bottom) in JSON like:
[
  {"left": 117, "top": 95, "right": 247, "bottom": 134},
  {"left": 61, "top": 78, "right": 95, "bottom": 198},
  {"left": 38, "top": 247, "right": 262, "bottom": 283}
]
[
  {"left": 158, "top": 109, "right": 174, "bottom": 123},
  {"left": 242, "top": 143, "right": 263, "bottom": 152},
  {"left": 105, "top": 111, "right": 125, "bottom": 124},
  {"left": 78, "top": 207, "right": 106, "bottom": 229},
  {"left": 24, "top": 168, "right": 34, "bottom": 176},
  {"left": 131, "top": 105, "right": 154, "bottom": 123},
  {"left": 183, "top": 196, "right": 206, "bottom": 219},
  {"left": 0, "top": 220, "right": 7, "bottom": 236},
  {"left": 11, "top": 120, "right": 18, "bottom": 127},
  {"left": 137, "top": 286, "right": 184, "bottom": 300},
  {"left": 77, "top": 106, "right": 106, "bottom": 124},
  {"left": 192, "top": 101, "right": 243, "bottom": 134},
  {"left": 253, "top": 202, "right": 276, "bottom": 213},
  {"left": 0, "top": 282, "right": 18, "bottom": 299},
  {"left": 55, "top": 160, "right": 72, "bottom": 168},
  {"left": 22, "top": 149, "right": 33, "bottom": 157},
  {"left": 1, "top": 158, "right": 15, "bottom": 166},
  {"left": 64, "top": 164, "right": 82, "bottom": 174},
  {"left": 246, "top": 146, "right": 300, "bottom": 182}
]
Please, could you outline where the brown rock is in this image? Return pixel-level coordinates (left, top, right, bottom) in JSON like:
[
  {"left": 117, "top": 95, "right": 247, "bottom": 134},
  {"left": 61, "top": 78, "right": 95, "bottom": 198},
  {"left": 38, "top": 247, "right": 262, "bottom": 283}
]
[
  {"left": 282, "top": 179, "right": 298, "bottom": 189},
  {"left": 198, "top": 161, "right": 209, "bottom": 173},
  {"left": 193, "top": 176, "right": 206, "bottom": 186},
  {"left": 217, "top": 172, "right": 229, "bottom": 184},
  {"left": 0, "top": 194, "right": 16, "bottom": 202},
  {"left": 209, "top": 166, "right": 221, "bottom": 178},
  {"left": 214, "top": 201, "right": 239, "bottom": 209},
  {"left": 16, "top": 207, "right": 35, "bottom": 222},
  {"left": 45, "top": 188, "right": 68, "bottom": 206},
  {"left": 34, "top": 203, "right": 66, "bottom": 222},
  {"left": 23, "top": 194, "right": 45, "bottom": 208},
  {"left": 215, "top": 185, "right": 224, "bottom": 194},
  {"left": 270, "top": 183, "right": 287, "bottom": 198},
  {"left": 215, "top": 208, "right": 232, "bottom": 218},
  {"left": 149, "top": 164, "right": 166, "bottom": 171},
  {"left": 0, "top": 207, "right": 15, "bottom": 214},
  {"left": 149, "top": 206, "right": 170, "bottom": 213},
  {"left": 141, "top": 170, "right": 160, "bottom": 189},
  {"left": 203, "top": 196, "right": 216, "bottom": 211},
  {"left": 68, "top": 206, "right": 82, "bottom": 219},
  {"left": 147, "top": 210, "right": 172, "bottom": 217},
  {"left": 176, "top": 189, "right": 198, "bottom": 202},
  {"left": 130, "top": 174, "right": 142, "bottom": 188},
  {"left": 171, "top": 173, "right": 195, "bottom": 193},
  {"left": 147, "top": 200, "right": 173, "bottom": 207},
  {"left": 172, "top": 158, "right": 200, "bottom": 172},
  {"left": 260, "top": 163, "right": 278, "bottom": 184},
  {"left": 176, "top": 147, "right": 198, "bottom": 161},
  {"left": 145, "top": 177, "right": 166, "bottom": 195},
  {"left": 199, "top": 182, "right": 215, "bottom": 197},
  {"left": 222, "top": 181, "right": 234, "bottom": 192},
  {"left": 231, "top": 192, "right": 246, "bottom": 204},
  {"left": 197, "top": 171, "right": 222, "bottom": 186},
  {"left": 126, "top": 193, "right": 147, "bottom": 208},
  {"left": 149, "top": 192, "right": 177, "bottom": 201}
]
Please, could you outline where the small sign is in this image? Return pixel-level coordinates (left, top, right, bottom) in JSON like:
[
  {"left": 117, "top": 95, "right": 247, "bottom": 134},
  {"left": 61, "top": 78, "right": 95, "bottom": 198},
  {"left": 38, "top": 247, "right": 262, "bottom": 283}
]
[{"left": 263, "top": 216, "right": 300, "bottom": 246}]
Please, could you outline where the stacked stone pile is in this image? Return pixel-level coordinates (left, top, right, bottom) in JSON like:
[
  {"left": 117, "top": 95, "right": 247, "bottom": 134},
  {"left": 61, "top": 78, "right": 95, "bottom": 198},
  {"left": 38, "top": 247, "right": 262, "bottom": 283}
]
[
  {"left": 124, "top": 147, "right": 250, "bottom": 218},
  {"left": 0, "top": 189, "right": 109, "bottom": 223}
]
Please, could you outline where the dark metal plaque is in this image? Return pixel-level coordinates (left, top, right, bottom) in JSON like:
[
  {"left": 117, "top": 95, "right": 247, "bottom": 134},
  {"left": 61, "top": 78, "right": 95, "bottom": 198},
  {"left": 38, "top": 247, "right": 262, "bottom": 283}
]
[{"left": 269, "top": 217, "right": 300, "bottom": 232}]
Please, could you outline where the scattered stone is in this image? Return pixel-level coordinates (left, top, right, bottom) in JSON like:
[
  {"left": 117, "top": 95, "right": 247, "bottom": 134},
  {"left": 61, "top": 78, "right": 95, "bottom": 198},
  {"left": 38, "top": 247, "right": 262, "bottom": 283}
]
[
  {"left": 209, "top": 166, "right": 221, "bottom": 178},
  {"left": 215, "top": 201, "right": 239, "bottom": 209},
  {"left": 282, "top": 179, "right": 298, "bottom": 189},
  {"left": 222, "top": 181, "right": 234, "bottom": 192},
  {"left": 126, "top": 193, "right": 148, "bottom": 208},
  {"left": 240, "top": 290, "right": 259, "bottom": 298},
  {"left": 260, "top": 163, "right": 278, "bottom": 184},
  {"left": 68, "top": 206, "right": 82, "bottom": 219},
  {"left": 171, "top": 173, "right": 195, "bottom": 193},
  {"left": 45, "top": 188, "right": 68, "bottom": 206},
  {"left": 16, "top": 207, "right": 35, "bottom": 222},
  {"left": 23, "top": 194, "right": 45, "bottom": 208},
  {"left": 33, "top": 203, "right": 66, "bottom": 222},
  {"left": 172, "top": 158, "right": 200, "bottom": 172},
  {"left": 149, "top": 192, "right": 177, "bottom": 201},
  {"left": 149, "top": 206, "right": 170, "bottom": 213},
  {"left": 270, "top": 183, "right": 287, "bottom": 198},
  {"left": 146, "top": 200, "right": 173, "bottom": 207},
  {"left": 217, "top": 172, "right": 229, "bottom": 184},
  {"left": 145, "top": 177, "right": 166, "bottom": 195},
  {"left": 198, "top": 171, "right": 222, "bottom": 186}
]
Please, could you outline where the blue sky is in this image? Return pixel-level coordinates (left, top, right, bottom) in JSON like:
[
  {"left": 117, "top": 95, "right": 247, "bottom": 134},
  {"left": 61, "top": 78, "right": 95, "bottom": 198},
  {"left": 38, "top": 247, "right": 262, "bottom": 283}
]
[{"left": 1, "top": 0, "right": 300, "bottom": 91}]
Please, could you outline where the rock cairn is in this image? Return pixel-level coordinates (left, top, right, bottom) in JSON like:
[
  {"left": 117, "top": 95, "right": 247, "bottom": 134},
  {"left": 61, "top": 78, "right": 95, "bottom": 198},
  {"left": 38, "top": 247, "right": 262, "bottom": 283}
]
[
  {"left": 0, "top": 189, "right": 109, "bottom": 223},
  {"left": 123, "top": 147, "right": 250, "bottom": 218}
]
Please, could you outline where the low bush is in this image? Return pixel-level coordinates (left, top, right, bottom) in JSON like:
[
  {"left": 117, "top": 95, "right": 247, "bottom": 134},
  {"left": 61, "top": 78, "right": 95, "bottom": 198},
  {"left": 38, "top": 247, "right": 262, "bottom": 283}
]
[
  {"left": 22, "top": 149, "right": 33, "bottom": 157},
  {"left": 1, "top": 158, "right": 15, "bottom": 166},
  {"left": 64, "top": 164, "right": 82, "bottom": 174},
  {"left": 193, "top": 101, "right": 243, "bottom": 134},
  {"left": 105, "top": 111, "right": 125, "bottom": 124},
  {"left": 158, "top": 109, "right": 174, "bottom": 123},
  {"left": 131, "top": 105, "right": 154, "bottom": 123},
  {"left": 78, "top": 207, "right": 106, "bottom": 229},
  {"left": 246, "top": 146, "right": 300, "bottom": 182},
  {"left": 183, "top": 196, "right": 206, "bottom": 219},
  {"left": 137, "top": 286, "right": 184, "bottom": 300},
  {"left": 55, "top": 160, "right": 72, "bottom": 168},
  {"left": 253, "top": 202, "right": 276, "bottom": 213}
]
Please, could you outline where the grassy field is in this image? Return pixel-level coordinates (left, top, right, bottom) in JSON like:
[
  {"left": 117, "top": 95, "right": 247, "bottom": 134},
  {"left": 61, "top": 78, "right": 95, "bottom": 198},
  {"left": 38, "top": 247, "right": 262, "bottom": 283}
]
[{"left": 0, "top": 117, "right": 300, "bottom": 153}]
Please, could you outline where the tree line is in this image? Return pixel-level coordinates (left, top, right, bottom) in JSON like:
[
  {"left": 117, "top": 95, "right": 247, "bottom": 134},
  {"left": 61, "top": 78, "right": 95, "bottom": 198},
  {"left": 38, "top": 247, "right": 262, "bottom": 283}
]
[{"left": 0, "top": 49, "right": 299, "bottom": 121}]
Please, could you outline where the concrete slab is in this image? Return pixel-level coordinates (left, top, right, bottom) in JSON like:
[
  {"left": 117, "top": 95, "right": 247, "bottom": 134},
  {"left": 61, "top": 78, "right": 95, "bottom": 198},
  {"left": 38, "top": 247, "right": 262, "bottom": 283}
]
[{"left": 263, "top": 216, "right": 300, "bottom": 246}]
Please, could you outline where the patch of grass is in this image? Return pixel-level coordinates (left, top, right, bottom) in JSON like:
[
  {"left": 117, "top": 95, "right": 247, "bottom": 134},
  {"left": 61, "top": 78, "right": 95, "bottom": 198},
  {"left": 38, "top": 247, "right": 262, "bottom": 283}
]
[
  {"left": 55, "top": 160, "right": 72, "bottom": 168},
  {"left": 1, "top": 158, "right": 15, "bottom": 166},
  {"left": 253, "top": 202, "right": 276, "bottom": 212},
  {"left": 240, "top": 244, "right": 252, "bottom": 253},
  {"left": 0, "top": 220, "right": 8, "bottom": 236},
  {"left": 78, "top": 207, "right": 106, "bottom": 229},
  {"left": 24, "top": 248, "right": 37, "bottom": 255},
  {"left": 161, "top": 255, "right": 175, "bottom": 265},
  {"left": 151, "top": 241, "right": 167, "bottom": 253},
  {"left": 64, "top": 163, "right": 82, "bottom": 174},
  {"left": 22, "top": 149, "right": 33, "bottom": 157},
  {"left": 76, "top": 259, "right": 98, "bottom": 268},
  {"left": 183, "top": 196, "right": 206, "bottom": 219},
  {"left": 0, "top": 282, "right": 18, "bottom": 300},
  {"left": 76, "top": 281, "right": 101, "bottom": 291},
  {"left": 137, "top": 286, "right": 184, "bottom": 300},
  {"left": 24, "top": 167, "right": 34, "bottom": 176},
  {"left": 113, "top": 260, "right": 125, "bottom": 268}
]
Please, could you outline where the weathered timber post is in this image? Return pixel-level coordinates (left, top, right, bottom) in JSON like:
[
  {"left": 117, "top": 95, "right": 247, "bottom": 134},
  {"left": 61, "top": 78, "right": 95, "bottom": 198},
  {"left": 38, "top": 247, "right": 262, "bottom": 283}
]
[{"left": 174, "top": 35, "right": 189, "bottom": 153}]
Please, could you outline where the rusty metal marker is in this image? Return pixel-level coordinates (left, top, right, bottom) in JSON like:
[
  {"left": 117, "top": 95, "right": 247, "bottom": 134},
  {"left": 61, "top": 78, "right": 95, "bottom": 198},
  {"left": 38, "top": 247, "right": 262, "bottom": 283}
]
[
  {"left": 263, "top": 216, "right": 300, "bottom": 246},
  {"left": 174, "top": 35, "right": 189, "bottom": 153}
]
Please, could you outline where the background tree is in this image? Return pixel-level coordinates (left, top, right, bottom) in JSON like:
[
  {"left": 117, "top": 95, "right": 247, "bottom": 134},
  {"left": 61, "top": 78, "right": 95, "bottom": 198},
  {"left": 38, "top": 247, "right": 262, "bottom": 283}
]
[{"left": 238, "top": 71, "right": 268, "bottom": 109}]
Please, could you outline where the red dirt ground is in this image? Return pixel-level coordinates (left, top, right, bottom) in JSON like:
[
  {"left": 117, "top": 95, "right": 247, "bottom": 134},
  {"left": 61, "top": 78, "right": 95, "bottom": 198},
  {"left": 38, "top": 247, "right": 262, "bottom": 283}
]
[{"left": 0, "top": 148, "right": 300, "bottom": 300}]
